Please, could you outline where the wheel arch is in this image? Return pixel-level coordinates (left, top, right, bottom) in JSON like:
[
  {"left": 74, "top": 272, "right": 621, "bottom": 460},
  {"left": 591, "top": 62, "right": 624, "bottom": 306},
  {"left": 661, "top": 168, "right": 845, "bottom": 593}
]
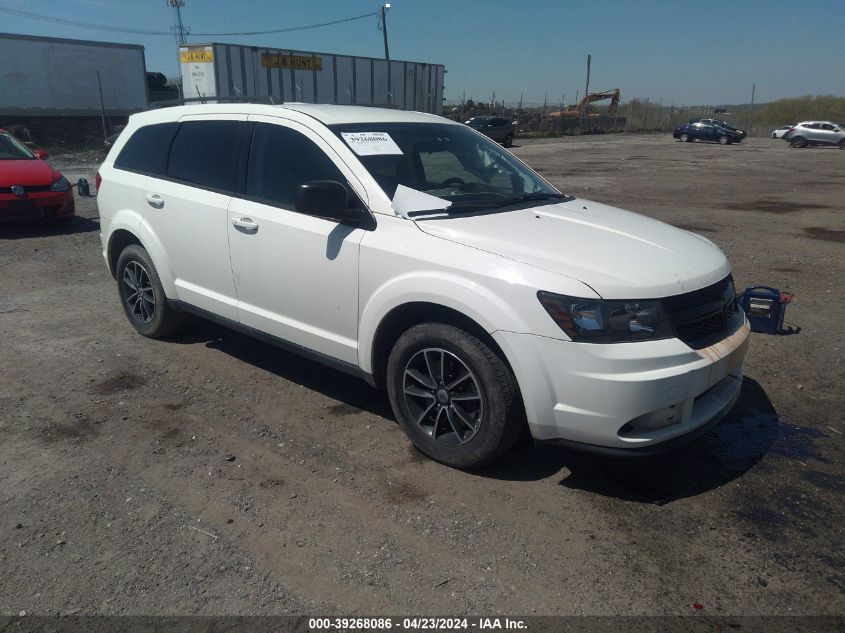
[
  {"left": 106, "top": 219, "right": 177, "bottom": 297},
  {"left": 107, "top": 229, "right": 143, "bottom": 278},
  {"left": 368, "top": 301, "right": 516, "bottom": 391}
]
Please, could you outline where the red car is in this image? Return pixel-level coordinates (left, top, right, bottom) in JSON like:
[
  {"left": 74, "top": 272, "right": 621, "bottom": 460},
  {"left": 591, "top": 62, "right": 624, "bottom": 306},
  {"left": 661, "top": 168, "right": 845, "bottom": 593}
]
[{"left": 0, "top": 128, "right": 75, "bottom": 222}]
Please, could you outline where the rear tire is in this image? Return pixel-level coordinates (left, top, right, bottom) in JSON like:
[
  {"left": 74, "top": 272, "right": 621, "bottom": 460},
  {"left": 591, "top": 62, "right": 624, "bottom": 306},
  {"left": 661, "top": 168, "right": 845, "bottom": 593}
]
[
  {"left": 116, "top": 244, "right": 186, "bottom": 338},
  {"left": 503, "top": 133, "right": 514, "bottom": 148},
  {"left": 839, "top": 139, "right": 845, "bottom": 150},
  {"left": 790, "top": 136, "right": 807, "bottom": 148},
  {"left": 386, "top": 323, "right": 522, "bottom": 469}
]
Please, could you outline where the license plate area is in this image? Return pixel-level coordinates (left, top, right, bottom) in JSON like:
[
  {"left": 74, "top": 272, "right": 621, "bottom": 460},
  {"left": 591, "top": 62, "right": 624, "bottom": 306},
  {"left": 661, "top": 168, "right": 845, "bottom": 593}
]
[
  {"left": 8, "top": 199, "right": 36, "bottom": 211},
  {"left": 4, "top": 199, "right": 43, "bottom": 219}
]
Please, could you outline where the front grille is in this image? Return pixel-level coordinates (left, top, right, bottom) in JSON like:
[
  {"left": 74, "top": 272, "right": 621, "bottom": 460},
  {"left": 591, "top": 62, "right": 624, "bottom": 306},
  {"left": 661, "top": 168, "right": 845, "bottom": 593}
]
[
  {"left": 662, "top": 275, "right": 736, "bottom": 349},
  {"left": 0, "top": 185, "right": 52, "bottom": 194}
]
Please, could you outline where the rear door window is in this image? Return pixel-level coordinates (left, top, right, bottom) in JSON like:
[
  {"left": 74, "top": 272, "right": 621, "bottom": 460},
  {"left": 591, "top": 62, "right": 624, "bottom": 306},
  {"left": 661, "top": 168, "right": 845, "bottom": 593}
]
[
  {"left": 166, "top": 120, "right": 243, "bottom": 192},
  {"left": 114, "top": 122, "right": 179, "bottom": 176}
]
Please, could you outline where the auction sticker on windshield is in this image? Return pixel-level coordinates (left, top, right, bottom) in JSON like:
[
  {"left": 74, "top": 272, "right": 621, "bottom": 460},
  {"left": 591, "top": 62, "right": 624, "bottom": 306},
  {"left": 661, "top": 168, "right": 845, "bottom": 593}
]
[{"left": 341, "top": 132, "right": 403, "bottom": 156}]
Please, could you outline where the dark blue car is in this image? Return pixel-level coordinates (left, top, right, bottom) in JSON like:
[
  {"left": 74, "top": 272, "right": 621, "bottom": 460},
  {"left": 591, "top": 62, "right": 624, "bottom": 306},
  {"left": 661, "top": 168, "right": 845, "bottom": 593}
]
[{"left": 672, "top": 121, "right": 744, "bottom": 145}]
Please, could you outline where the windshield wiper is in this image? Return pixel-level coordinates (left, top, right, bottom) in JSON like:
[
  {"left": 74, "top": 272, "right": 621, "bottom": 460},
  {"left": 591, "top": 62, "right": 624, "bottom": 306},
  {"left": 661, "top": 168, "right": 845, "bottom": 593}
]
[
  {"left": 425, "top": 193, "right": 569, "bottom": 217},
  {"left": 493, "top": 192, "right": 568, "bottom": 207},
  {"left": 519, "top": 192, "right": 567, "bottom": 201}
]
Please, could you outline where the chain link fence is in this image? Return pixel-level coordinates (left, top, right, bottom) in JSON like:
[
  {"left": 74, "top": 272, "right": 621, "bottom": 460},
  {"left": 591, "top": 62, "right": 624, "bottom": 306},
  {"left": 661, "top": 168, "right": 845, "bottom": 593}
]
[{"left": 442, "top": 99, "right": 798, "bottom": 138}]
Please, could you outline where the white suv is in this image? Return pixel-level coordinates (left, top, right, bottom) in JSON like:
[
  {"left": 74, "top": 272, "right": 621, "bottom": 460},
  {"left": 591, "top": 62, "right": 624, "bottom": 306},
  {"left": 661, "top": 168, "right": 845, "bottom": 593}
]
[{"left": 97, "top": 103, "right": 750, "bottom": 468}]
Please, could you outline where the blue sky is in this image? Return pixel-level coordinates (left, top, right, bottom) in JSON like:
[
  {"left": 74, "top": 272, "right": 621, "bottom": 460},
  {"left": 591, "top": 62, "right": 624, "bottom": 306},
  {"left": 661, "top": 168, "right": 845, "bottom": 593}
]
[{"left": 2, "top": 0, "right": 843, "bottom": 105}]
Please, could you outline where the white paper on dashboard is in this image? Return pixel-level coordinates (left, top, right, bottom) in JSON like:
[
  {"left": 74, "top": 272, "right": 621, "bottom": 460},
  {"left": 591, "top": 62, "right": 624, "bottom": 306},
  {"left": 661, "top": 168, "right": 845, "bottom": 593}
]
[
  {"left": 340, "top": 132, "right": 403, "bottom": 156},
  {"left": 391, "top": 184, "right": 452, "bottom": 219}
]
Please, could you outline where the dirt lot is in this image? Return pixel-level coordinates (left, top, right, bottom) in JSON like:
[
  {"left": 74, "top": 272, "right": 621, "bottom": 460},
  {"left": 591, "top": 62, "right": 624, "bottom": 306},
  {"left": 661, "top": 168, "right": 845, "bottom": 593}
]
[{"left": 1, "top": 134, "right": 843, "bottom": 617}]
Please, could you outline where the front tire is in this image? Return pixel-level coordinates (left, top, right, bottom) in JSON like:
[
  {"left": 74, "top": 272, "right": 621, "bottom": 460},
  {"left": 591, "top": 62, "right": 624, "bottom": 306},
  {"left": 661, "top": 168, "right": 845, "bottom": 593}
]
[
  {"left": 503, "top": 133, "right": 514, "bottom": 148},
  {"left": 386, "top": 323, "right": 522, "bottom": 469},
  {"left": 679, "top": 133, "right": 690, "bottom": 142},
  {"left": 116, "top": 244, "right": 186, "bottom": 338},
  {"left": 719, "top": 134, "right": 730, "bottom": 145}
]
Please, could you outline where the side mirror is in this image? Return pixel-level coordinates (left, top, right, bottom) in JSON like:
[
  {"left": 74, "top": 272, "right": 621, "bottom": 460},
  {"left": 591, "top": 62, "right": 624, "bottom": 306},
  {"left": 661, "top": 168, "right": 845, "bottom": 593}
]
[
  {"left": 34, "top": 149, "right": 49, "bottom": 159},
  {"left": 295, "top": 180, "right": 363, "bottom": 223}
]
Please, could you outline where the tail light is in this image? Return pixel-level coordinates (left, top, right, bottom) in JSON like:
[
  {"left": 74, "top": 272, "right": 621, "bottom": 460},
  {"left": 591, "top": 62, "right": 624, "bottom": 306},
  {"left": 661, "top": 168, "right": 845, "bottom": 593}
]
[{"left": 95, "top": 171, "right": 102, "bottom": 192}]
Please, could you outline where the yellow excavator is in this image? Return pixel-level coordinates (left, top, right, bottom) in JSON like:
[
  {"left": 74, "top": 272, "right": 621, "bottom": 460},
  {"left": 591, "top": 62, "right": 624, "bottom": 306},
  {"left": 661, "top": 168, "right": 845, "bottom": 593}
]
[{"left": 549, "top": 89, "right": 621, "bottom": 118}]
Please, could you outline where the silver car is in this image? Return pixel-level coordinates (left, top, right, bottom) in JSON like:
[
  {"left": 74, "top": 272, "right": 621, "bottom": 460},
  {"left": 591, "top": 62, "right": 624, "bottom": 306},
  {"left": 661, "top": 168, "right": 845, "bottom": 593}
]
[{"left": 782, "top": 121, "right": 845, "bottom": 148}]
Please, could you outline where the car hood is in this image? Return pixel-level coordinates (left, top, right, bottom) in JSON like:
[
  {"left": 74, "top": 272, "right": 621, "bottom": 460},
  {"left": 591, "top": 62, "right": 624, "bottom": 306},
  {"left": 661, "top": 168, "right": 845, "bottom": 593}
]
[
  {"left": 0, "top": 159, "right": 58, "bottom": 187},
  {"left": 415, "top": 199, "right": 731, "bottom": 299}
]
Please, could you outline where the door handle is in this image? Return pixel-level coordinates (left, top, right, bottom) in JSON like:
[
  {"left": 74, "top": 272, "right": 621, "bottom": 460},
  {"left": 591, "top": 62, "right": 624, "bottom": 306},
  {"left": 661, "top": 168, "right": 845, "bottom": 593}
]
[
  {"left": 232, "top": 217, "right": 259, "bottom": 231},
  {"left": 145, "top": 193, "right": 164, "bottom": 208}
]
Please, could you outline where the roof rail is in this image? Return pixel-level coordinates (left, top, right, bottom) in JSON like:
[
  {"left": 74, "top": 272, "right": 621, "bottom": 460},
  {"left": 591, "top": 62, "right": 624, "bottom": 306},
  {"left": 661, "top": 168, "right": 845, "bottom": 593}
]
[{"left": 146, "top": 95, "right": 280, "bottom": 109}]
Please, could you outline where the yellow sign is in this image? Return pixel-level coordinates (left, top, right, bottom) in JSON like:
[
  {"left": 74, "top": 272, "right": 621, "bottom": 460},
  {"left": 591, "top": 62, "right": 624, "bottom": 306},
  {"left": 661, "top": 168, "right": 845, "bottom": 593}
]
[
  {"left": 180, "top": 50, "right": 214, "bottom": 63},
  {"left": 261, "top": 54, "right": 323, "bottom": 71}
]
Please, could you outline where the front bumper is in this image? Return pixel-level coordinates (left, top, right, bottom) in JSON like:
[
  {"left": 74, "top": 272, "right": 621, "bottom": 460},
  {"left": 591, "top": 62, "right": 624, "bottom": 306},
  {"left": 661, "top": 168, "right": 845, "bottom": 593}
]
[
  {"left": 0, "top": 190, "right": 75, "bottom": 222},
  {"left": 494, "top": 316, "right": 750, "bottom": 451}
]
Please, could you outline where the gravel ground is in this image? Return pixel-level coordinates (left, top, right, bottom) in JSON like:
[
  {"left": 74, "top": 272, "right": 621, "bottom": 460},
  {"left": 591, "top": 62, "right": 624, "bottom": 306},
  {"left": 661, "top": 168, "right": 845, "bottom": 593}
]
[{"left": 0, "top": 134, "right": 843, "bottom": 617}]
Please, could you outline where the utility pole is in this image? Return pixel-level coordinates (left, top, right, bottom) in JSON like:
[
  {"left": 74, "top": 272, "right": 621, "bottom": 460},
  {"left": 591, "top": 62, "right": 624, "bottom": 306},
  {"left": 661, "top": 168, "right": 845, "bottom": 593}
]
[
  {"left": 584, "top": 54, "right": 592, "bottom": 104},
  {"left": 559, "top": 94, "right": 564, "bottom": 134},
  {"left": 96, "top": 70, "right": 109, "bottom": 142},
  {"left": 167, "top": 0, "right": 188, "bottom": 45},
  {"left": 581, "top": 53, "right": 591, "bottom": 129},
  {"left": 749, "top": 82, "right": 756, "bottom": 136},
  {"left": 380, "top": 4, "right": 391, "bottom": 60},
  {"left": 167, "top": 0, "right": 188, "bottom": 97}
]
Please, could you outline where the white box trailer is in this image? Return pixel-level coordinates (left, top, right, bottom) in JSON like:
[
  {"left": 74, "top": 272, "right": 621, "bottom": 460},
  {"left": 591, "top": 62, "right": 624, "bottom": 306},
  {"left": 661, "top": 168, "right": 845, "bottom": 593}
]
[
  {"left": 180, "top": 43, "right": 445, "bottom": 114},
  {"left": 0, "top": 33, "right": 148, "bottom": 116}
]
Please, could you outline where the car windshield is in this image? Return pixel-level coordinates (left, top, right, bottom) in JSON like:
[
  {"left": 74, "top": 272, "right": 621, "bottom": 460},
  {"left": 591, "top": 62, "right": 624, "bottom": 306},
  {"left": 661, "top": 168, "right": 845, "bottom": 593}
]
[
  {"left": 0, "top": 133, "right": 35, "bottom": 160},
  {"left": 330, "top": 122, "right": 565, "bottom": 215}
]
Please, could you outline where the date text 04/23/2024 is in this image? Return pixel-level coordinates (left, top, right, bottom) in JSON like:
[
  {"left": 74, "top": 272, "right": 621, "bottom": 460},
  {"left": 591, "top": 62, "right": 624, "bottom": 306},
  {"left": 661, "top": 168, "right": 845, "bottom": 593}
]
[{"left": 308, "top": 617, "right": 527, "bottom": 630}]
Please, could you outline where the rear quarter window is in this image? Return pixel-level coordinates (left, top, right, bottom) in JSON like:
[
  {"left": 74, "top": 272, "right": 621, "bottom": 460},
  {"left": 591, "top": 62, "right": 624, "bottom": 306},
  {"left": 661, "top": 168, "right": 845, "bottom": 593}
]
[{"left": 113, "top": 122, "right": 179, "bottom": 176}]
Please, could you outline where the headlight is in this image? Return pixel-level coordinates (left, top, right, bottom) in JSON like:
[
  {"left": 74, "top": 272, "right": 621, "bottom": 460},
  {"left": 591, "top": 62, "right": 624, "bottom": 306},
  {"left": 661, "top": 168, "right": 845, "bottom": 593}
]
[
  {"left": 50, "top": 176, "right": 70, "bottom": 192},
  {"left": 537, "top": 291, "right": 674, "bottom": 343}
]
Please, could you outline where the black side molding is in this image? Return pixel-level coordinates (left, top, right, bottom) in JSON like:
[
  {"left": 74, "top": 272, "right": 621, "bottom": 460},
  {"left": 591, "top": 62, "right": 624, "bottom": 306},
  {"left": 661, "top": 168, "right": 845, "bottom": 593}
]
[{"left": 168, "top": 300, "right": 378, "bottom": 388}]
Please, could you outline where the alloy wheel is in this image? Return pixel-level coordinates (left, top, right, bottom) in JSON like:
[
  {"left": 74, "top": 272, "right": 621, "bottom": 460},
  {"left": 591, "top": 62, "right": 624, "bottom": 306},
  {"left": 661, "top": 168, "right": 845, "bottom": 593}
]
[
  {"left": 403, "top": 348, "right": 483, "bottom": 446},
  {"left": 122, "top": 261, "right": 156, "bottom": 324}
]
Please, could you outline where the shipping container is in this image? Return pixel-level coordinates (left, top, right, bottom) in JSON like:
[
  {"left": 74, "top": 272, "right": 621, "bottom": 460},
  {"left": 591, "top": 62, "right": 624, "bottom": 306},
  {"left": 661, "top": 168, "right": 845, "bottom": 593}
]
[
  {"left": 180, "top": 43, "right": 445, "bottom": 114},
  {"left": 0, "top": 33, "right": 148, "bottom": 116}
]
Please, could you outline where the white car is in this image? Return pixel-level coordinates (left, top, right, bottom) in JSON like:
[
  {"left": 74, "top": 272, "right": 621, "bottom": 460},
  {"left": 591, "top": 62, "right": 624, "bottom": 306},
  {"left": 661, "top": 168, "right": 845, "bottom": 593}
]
[
  {"left": 96, "top": 103, "right": 750, "bottom": 468},
  {"left": 771, "top": 125, "right": 793, "bottom": 139}
]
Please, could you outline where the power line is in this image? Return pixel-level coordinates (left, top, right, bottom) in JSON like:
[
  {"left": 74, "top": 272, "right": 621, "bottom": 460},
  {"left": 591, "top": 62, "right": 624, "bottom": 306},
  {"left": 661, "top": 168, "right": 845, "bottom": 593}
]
[{"left": 0, "top": 6, "right": 377, "bottom": 37}]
